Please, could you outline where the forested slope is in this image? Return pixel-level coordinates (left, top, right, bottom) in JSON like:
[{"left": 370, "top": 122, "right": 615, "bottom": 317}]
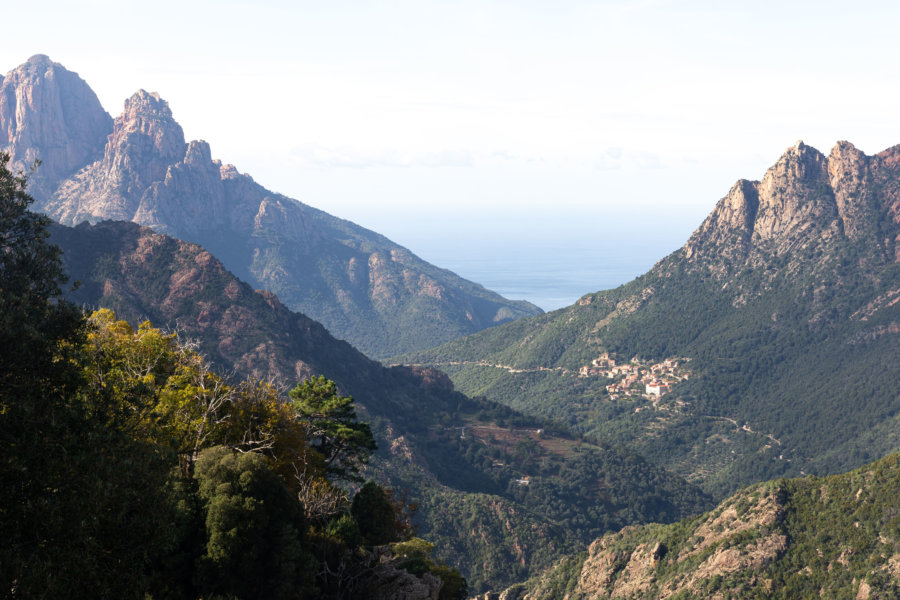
[{"left": 508, "top": 452, "right": 900, "bottom": 599}]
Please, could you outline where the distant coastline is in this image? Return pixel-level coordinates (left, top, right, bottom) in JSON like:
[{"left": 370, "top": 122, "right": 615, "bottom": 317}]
[{"left": 417, "top": 245, "right": 662, "bottom": 311}]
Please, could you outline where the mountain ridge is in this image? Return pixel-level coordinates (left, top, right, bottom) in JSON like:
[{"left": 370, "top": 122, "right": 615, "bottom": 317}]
[
  {"left": 0, "top": 54, "right": 542, "bottom": 357},
  {"left": 497, "top": 451, "right": 900, "bottom": 599}
]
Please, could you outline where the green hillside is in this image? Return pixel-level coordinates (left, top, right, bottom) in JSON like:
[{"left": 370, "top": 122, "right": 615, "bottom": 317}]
[
  {"left": 512, "top": 451, "right": 900, "bottom": 599},
  {"left": 397, "top": 142, "right": 900, "bottom": 498}
]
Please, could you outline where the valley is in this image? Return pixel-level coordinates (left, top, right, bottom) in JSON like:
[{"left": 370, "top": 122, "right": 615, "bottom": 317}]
[
  {"left": 399, "top": 141, "right": 900, "bottom": 501},
  {"left": 3, "top": 49, "right": 900, "bottom": 599},
  {"left": 49, "top": 218, "right": 712, "bottom": 593}
]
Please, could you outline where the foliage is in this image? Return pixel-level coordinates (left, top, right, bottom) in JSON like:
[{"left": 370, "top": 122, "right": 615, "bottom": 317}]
[
  {"left": 54, "top": 218, "right": 716, "bottom": 592},
  {"left": 290, "top": 375, "right": 377, "bottom": 482},
  {"left": 193, "top": 446, "right": 317, "bottom": 599},
  {"left": 391, "top": 537, "right": 469, "bottom": 600},
  {"left": 519, "top": 452, "right": 900, "bottom": 599},
  {"left": 351, "top": 481, "right": 400, "bottom": 546},
  {"left": 0, "top": 153, "right": 175, "bottom": 597},
  {"left": 1, "top": 199, "right": 459, "bottom": 600}
]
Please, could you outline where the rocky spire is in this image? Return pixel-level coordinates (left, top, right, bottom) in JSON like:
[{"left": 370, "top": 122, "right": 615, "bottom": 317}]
[
  {"left": 0, "top": 54, "right": 112, "bottom": 197},
  {"left": 678, "top": 140, "right": 900, "bottom": 275},
  {"left": 752, "top": 140, "right": 835, "bottom": 244},
  {"left": 48, "top": 89, "right": 189, "bottom": 223},
  {"left": 98, "top": 89, "right": 187, "bottom": 202}
]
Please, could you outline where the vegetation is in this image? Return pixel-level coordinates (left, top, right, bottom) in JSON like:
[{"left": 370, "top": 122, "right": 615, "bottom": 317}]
[
  {"left": 52, "top": 218, "right": 715, "bottom": 593},
  {"left": 290, "top": 376, "right": 377, "bottom": 482},
  {"left": 399, "top": 211, "right": 900, "bottom": 498},
  {"left": 0, "top": 155, "right": 465, "bottom": 598},
  {"left": 516, "top": 452, "right": 900, "bottom": 599}
]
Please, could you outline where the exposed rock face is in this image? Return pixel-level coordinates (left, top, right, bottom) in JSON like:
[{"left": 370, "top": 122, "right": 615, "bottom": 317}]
[
  {"left": 0, "top": 54, "right": 111, "bottom": 197},
  {"left": 683, "top": 140, "right": 900, "bottom": 274},
  {"left": 507, "top": 453, "right": 900, "bottom": 599},
  {"left": 3, "top": 55, "right": 541, "bottom": 357},
  {"left": 363, "top": 547, "right": 443, "bottom": 600},
  {"left": 48, "top": 90, "right": 187, "bottom": 224}
]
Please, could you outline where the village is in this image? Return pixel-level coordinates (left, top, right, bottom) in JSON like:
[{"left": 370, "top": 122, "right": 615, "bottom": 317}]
[{"left": 578, "top": 352, "right": 690, "bottom": 400}]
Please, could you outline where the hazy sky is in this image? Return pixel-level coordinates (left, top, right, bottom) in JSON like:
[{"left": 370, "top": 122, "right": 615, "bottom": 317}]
[{"left": 5, "top": 1, "right": 900, "bottom": 308}]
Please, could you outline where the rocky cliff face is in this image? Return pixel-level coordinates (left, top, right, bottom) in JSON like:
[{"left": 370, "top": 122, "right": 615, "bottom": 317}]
[
  {"left": 0, "top": 54, "right": 111, "bottom": 197},
  {"left": 683, "top": 140, "right": 900, "bottom": 275},
  {"left": 0, "top": 55, "right": 541, "bottom": 357}
]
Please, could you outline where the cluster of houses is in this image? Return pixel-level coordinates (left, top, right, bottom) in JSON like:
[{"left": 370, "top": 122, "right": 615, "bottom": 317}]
[{"left": 578, "top": 352, "right": 689, "bottom": 400}]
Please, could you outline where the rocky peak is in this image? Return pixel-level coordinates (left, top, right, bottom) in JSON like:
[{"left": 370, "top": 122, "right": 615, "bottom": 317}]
[
  {"left": 62, "top": 89, "right": 190, "bottom": 221},
  {"left": 184, "top": 139, "right": 212, "bottom": 166},
  {"left": 0, "top": 54, "right": 111, "bottom": 195},
  {"left": 826, "top": 140, "right": 876, "bottom": 241},
  {"left": 752, "top": 140, "right": 833, "bottom": 243},
  {"left": 107, "top": 89, "right": 186, "bottom": 167},
  {"left": 681, "top": 141, "right": 871, "bottom": 273},
  {"left": 684, "top": 179, "right": 759, "bottom": 261}
]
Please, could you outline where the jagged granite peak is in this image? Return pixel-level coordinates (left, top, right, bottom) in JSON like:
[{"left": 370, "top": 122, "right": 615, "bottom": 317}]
[
  {"left": 0, "top": 54, "right": 111, "bottom": 196},
  {"left": 114, "top": 89, "right": 186, "bottom": 164},
  {"left": 44, "top": 89, "right": 189, "bottom": 225},
  {"left": 752, "top": 139, "right": 834, "bottom": 243},
  {"left": 683, "top": 140, "right": 900, "bottom": 274},
  {"left": 9, "top": 55, "right": 541, "bottom": 356}
]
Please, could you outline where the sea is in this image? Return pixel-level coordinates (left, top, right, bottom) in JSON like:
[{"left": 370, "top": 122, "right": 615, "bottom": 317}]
[
  {"left": 407, "top": 233, "right": 683, "bottom": 312},
  {"left": 332, "top": 202, "right": 700, "bottom": 313}
]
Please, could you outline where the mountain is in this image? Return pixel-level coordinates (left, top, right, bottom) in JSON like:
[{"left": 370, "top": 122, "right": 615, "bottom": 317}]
[
  {"left": 0, "top": 54, "right": 111, "bottom": 199},
  {"left": 499, "top": 451, "right": 900, "bottom": 599},
  {"left": 50, "top": 219, "right": 711, "bottom": 592},
  {"left": 1, "top": 55, "right": 541, "bottom": 358},
  {"left": 398, "top": 141, "right": 900, "bottom": 498}
]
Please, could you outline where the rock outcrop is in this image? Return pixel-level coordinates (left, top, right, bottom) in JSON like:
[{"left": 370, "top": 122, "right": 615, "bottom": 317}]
[
  {"left": 506, "top": 453, "right": 900, "bottom": 598},
  {"left": 683, "top": 140, "right": 900, "bottom": 275}
]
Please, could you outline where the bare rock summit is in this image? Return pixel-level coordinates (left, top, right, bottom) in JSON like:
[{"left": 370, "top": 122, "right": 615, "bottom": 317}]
[{"left": 0, "top": 54, "right": 112, "bottom": 197}]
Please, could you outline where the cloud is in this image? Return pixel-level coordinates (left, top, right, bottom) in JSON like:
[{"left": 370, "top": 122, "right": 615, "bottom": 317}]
[
  {"left": 290, "top": 145, "right": 473, "bottom": 169},
  {"left": 593, "top": 147, "right": 663, "bottom": 171}
]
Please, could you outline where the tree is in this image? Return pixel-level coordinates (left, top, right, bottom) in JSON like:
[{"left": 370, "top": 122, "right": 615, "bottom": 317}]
[
  {"left": 194, "top": 446, "right": 317, "bottom": 599},
  {"left": 289, "top": 376, "right": 377, "bottom": 482},
  {"left": 0, "top": 154, "right": 175, "bottom": 597},
  {"left": 0, "top": 153, "right": 84, "bottom": 394},
  {"left": 351, "top": 481, "right": 397, "bottom": 546}
]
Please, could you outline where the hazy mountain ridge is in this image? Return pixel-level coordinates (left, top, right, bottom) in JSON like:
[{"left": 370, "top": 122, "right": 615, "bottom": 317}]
[
  {"left": 398, "top": 141, "right": 900, "bottom": 497},
  {"left": 498, "top": 451, "right": 900, "bottom": 600},
  {"left": 51, "top": 219, "right": 711, "bottom": 592},
  {"left": 1, "top": 54, "right": 541, "bottom": 358}
]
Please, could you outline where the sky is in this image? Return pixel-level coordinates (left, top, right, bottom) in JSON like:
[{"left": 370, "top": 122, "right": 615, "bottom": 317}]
[{"left": 5, "top": 1, "right": 900, "bottom": 309}]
